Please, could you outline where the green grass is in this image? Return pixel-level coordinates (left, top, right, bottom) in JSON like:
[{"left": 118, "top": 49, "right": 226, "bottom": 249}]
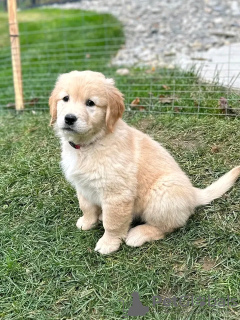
[
  {"left": 0, "top": 112, "right": 239, "bottom": 319},
  {"left": 0, "top": 8, "right": 240, "bottom": 114}
]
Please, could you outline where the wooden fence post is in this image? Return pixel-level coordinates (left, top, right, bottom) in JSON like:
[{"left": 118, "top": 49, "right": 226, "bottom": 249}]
[{"left": 8, "top": 0, "right": 24, "bottom": 110}]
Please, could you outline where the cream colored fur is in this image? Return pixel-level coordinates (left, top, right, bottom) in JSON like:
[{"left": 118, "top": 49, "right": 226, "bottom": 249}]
[{"left": 49, "top": 70, "right": 240, "bottom": 255}]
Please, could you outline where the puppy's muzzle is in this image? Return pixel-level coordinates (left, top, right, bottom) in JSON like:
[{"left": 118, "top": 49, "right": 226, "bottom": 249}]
[{"left": 65, "top": 114, "right": 77, "bottom": 125}]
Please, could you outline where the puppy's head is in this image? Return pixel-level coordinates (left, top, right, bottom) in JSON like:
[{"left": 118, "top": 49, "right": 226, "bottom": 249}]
[{"left": 49, "top": 70, "right": 124, "bottom": 143}]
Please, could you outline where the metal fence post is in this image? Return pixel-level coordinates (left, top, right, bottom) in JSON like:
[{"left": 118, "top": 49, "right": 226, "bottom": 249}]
[{"left": 8, "top": 0, "right": 24, "bottom": 110}]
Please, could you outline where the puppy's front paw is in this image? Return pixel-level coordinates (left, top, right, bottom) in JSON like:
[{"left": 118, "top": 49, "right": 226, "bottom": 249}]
[
  {"left": 94, "top": 235, "right": 121, "bottom": 255},
  {"left": 76, "top": 216, "right": 97, "bottom": 231}
]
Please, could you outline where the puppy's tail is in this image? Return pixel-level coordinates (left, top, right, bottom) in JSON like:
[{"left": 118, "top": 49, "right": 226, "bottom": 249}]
[{"left": 195, "top": 166, "right": 240, "bottom": 206}]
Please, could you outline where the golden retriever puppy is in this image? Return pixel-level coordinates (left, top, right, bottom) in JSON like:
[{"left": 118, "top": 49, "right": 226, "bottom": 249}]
[{"left": 49, "top": 70, "right": 240, "bottom": 255}]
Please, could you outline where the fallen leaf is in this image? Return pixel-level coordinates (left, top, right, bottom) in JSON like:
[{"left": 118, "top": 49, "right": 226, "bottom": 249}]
[
  {"left": 130, "top": 97, "right": 146, "bottom": 111},
  {"left": 159, "top": 95, "right": 178, "bottom": 104},
  {"left": 211, "top": 145, "right": 220, "bottom": 153},
  {"left": 174, "top": 107, "right": 181, "bottom": 113},
  {"left": 130, "top": 97, "right": 140, "bottom": 106},
  {"left": 162, "top": 85, "right": 170, "bottom": 90},
  {"left": 85, "top": 53, "right": 91, "bottom": 58}
]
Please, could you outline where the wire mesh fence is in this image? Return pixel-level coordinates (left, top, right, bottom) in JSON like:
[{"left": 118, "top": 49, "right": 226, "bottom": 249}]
[{"left": 1, "top": 0, "right": 240, "bottom": 116}]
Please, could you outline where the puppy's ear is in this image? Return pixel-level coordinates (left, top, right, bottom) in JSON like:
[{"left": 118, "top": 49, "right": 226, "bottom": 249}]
[
  {"left": 105, "top": 80, "right": 125, "bottom": 132},
  {"left": 49, "top": 74, "right": 64, "bottom": 126},
  {"left": 49, "top": 89, "right": 58, "bottom": 126}
]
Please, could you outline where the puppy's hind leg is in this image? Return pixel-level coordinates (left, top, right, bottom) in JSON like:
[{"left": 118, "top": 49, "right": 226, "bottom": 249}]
[
  {"left": 125, "top": 177, "right": 196, "bottom": 248},
  {"left": 125, "top": 224, "right": 164, "bottom": 247}
]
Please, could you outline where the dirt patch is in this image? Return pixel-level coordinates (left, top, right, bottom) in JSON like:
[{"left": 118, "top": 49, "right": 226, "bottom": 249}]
[
  {"left": 160, "top": 134, "right": 202, "bottom": 151},
  {"left": 136, "top": 116, "right": 156, "bottom": 132}
]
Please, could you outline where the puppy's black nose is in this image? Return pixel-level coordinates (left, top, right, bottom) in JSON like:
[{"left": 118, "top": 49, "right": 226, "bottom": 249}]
[{"left": 65, "top": 114, "right": 77, "bottom": 125}]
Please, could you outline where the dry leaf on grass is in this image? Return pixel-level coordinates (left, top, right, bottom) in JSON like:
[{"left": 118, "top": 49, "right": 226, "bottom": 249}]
[
  {"left": 162, "top": 85, "right": 171, "bottom": 90},
  {"left": 174, "top": 107, "right": 181, "bottom": 113},
  {"left": 211, "top": 145, "right": 220, "bottom": 153},
  {"left": 130, "top": 97, "right": 146, "bottom": 111},
  {"left": 130, "top": 97, "right": 140, "bottom": 106},
  {"left": 159, "top": 95, "right": 179, "bottom": 104}
]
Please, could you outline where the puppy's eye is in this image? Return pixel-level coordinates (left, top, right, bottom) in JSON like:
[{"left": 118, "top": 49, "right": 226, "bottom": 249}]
[
  {"left": 63, "top": 96, "right": 69, "bottom": 102},
  {"left": 86, "top": 99, "right": 95, "bottom": 107}
]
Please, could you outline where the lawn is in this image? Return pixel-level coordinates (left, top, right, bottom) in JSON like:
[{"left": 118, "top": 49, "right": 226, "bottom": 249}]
[
  {"left": 0, "top": 5, "right": 240, "bottom": 320},
  {"left": 0, "top": 8, "right": 240, "bottom": 114},
  {"left": 0, "top": 111, "right": 239, "bottom": 319}
]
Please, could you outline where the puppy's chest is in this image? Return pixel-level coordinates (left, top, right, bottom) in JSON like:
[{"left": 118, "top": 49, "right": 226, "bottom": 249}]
[{"left": 61, "top": 150, "right": 108, "bottom": 205}]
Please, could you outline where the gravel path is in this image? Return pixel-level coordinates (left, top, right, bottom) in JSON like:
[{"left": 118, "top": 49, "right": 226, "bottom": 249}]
[{"left": 52, "top": 0, "right": 240, "bottom": 87}]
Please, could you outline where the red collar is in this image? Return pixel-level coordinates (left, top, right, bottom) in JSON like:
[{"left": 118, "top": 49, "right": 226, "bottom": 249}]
[{"left": 69, "top": 141, "right": 81, "bottom": 149}]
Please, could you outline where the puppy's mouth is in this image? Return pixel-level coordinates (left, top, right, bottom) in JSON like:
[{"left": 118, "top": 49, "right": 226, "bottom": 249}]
[
  {"left": 61, "top": 125, "right": 90, "bottom": 135},
  {"left": 62, "top": 127, "right": 75, "bottom": 132}
]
